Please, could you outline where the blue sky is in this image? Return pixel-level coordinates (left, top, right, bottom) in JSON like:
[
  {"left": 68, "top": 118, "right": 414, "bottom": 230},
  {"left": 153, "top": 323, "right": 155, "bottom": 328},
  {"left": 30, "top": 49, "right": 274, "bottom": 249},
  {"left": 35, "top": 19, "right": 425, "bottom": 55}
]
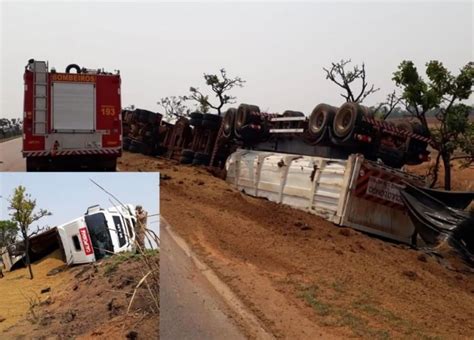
[
  {"left": 0, "top": 172, "right": 160, "bottom": 234},
  {"left": 1, "top": 1, "right": 472, "bottom": 118}
]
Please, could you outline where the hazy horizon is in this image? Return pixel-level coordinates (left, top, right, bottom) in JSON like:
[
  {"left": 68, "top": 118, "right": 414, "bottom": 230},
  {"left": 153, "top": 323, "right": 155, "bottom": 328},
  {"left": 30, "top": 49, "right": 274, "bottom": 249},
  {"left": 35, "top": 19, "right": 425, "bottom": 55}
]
[{"left": 1, "top": 1, "right": 472, "bottom": 119}]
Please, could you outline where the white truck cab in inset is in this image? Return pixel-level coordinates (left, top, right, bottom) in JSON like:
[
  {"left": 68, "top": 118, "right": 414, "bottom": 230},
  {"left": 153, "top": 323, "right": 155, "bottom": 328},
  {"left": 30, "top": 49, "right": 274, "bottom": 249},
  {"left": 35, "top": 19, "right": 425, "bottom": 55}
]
[{"left": 57, "top": 204, "right": 137, "bottom": 265}]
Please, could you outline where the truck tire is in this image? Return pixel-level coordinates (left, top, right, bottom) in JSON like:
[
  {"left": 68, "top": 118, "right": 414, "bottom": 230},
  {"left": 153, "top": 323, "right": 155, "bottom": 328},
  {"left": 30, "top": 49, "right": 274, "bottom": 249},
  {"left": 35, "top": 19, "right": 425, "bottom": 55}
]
[
  {"left": 102, "top": 158, "right": 117, "bottom": 171},
  {"left": 202, "top": 119, "right": 220, "bottom": 130},
  {"left": 189, "top": 118, "right": 202, "bottom": 127},
  {"left": 222, "top": 108, "right": 237, "bottom": 138},
  {"left": 26, "top": 158, "right": 42, "bottom": 171},
  {"left": 202, "top": 113, "right": 220, "bottom": 122},
  {"left": 304, "top": 104, "right": 337, "bottom": 144},
  {"left": 66, "top": 64, "right": 81, "bottom": 73},
  {"left": 181, "top": 149, "right": 195, "bottom": 158},
  {"left": 139, "top": 110, "right": 155, "bottom": 124},
  {"left": 239, "top": 124, "right": 263, "bottom": 145},
  {"left": 129, "top": 140, "right": 142, "bottom": 153},
  {"left": 235, "top": 104, "right": 260, "bottom": 138},
  {"left": 333, "top": 102, "right": 364, "bottom": 139},
  {"left": 193, "top": 152, "right": 210, "bottom": 165},
  {"left": 180, "top": 156, "right": 193, "bottom": 164},
  {"left": 190, "top": 112, "right": 203, "bottom": 120}
]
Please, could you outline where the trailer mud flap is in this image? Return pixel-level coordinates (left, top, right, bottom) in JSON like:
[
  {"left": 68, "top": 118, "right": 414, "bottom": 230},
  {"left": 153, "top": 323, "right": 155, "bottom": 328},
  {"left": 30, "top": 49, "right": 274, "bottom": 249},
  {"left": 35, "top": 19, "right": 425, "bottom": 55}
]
[{"left": 400, "top": 184, "right": 474, "bottom": 265}]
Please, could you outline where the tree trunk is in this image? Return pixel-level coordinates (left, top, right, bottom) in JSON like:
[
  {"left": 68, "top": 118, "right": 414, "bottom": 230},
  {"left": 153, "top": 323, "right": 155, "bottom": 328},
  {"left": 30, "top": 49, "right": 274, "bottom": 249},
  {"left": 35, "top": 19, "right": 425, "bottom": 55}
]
[
  {"left": 442, "top": 151, "right": 451, "bottom": 191},
  {"left": 24, "top": 236, "right": 34, "bottom": 279},
  {"left": 429, "top": 152, "right": 442, "bottom": 188}
]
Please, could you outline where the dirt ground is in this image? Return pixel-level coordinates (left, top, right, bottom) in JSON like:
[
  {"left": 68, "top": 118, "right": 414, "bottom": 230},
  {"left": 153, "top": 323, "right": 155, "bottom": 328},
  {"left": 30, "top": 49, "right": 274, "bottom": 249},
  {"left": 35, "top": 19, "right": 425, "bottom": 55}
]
[
  {"left": 120, "top": 152, "right": 474, "bottom": 339},
  {"left": 0, "top": 249, "right": 159, "bottom": 339}
]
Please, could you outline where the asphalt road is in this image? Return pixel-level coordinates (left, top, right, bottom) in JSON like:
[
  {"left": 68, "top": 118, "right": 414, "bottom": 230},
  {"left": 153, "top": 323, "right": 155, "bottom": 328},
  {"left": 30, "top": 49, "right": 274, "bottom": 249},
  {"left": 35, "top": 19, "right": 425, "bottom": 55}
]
[
  {"left": 160, "top": 218, "right": 246, "bottom": 340},
  {"left": 0, "top": 137, "right": 25, "bottom": 171}
]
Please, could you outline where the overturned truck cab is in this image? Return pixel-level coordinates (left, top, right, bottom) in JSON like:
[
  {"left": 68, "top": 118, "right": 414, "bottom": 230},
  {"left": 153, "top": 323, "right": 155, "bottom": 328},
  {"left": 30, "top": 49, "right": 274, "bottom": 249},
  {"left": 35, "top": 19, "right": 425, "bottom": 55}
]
[{"left": 58, "top": 204, "right": 137, "bottom": 265}]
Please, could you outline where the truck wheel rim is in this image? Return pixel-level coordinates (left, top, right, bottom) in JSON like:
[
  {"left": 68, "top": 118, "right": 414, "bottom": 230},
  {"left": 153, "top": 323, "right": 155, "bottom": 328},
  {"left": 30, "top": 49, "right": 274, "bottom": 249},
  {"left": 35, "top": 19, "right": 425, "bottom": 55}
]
[
  {"left": 335, "top": 108, "right": 353, "bottom": 137},
  {"left": 310, "top": 112, "right": 326, "bottom": 134}
]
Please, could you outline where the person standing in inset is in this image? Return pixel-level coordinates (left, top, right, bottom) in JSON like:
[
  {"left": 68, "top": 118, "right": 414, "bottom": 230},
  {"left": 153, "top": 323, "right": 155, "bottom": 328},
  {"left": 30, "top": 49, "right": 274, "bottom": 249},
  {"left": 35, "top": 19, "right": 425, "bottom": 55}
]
[{"left": 135, "top": 205, "right": 148, "bottom": 250}]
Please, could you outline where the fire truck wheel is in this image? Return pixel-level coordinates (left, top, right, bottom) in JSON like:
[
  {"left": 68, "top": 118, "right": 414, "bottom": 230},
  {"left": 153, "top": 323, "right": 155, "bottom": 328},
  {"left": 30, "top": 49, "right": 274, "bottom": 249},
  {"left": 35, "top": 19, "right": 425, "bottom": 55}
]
[
  {"left": 223, "top": 108, "right": 237, "bottom": 138},
  {"left": 333, "top": 102, "right": 363, "bottom": 139},
  {"left": 102, "top": 158, "right": 117, "bottom": 171},
  {"left": 190, "top": 118, "right": 202, "bottom": 127},
  {"left": 202, "top": 119, "right": 220, "bottom": 130},
  {"left": 190, "top": 112, "right": 204, "bottom": 120},
  {"left": 65, "top": 64, "right": 81, "bottom": 73},
  {"left": 181, "top": 149, "right": 195, "bottom": 158},
  {"left": 26, "top": 158, "right": 43, "bottom": 171}
]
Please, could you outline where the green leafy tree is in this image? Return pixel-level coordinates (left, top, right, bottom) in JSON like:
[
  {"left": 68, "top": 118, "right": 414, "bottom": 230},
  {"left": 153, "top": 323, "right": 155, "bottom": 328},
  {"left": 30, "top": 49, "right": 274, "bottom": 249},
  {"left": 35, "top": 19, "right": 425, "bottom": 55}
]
[
  {"left": 8, "top": 186, "right": 51, "bottom": 279},
  {"left": 189, "top": 68, "right": 245, "bottom": 116},
  {"left": 0, "top": 220, "right": 19, "bottom": 248},
  {"left": 158, "top": 96, "right": 190, "bottom": 122},
  {"left": 323, "top": 59, "right": 379, "bottom": 103},
  {"left": 393, "top": 61, "right": 473, "bottom": 189}
]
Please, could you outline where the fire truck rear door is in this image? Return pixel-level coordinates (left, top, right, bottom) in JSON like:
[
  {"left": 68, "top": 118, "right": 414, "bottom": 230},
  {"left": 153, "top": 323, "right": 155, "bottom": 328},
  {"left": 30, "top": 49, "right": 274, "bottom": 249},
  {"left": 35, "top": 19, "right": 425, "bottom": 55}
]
[{"left": 51, "top": 82, "right": 96, "bottom": 132}]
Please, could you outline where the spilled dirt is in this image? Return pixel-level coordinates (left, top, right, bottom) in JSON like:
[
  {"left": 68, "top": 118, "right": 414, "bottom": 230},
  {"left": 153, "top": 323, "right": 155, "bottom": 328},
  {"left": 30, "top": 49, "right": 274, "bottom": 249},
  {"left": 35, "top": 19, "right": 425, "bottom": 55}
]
[
  {"left": 120, "top": 152, "right": 474, "bottom": 339},
  {"left": 0, "top": 249, "right": 159, "bottom": 339}
]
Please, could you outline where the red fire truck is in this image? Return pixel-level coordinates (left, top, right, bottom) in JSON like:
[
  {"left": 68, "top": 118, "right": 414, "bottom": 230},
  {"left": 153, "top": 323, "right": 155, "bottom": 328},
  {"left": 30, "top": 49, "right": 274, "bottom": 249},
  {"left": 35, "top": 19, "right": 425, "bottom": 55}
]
[{"left": 23, "top": 59, "right": 122, "bottom": 171}]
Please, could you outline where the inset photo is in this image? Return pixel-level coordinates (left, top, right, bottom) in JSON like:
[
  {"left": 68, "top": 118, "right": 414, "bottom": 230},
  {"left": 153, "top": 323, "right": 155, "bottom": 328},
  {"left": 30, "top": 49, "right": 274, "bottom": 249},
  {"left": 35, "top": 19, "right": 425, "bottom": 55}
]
[{"left": 0, "top": 172, "right": 159, "bottom": 338}]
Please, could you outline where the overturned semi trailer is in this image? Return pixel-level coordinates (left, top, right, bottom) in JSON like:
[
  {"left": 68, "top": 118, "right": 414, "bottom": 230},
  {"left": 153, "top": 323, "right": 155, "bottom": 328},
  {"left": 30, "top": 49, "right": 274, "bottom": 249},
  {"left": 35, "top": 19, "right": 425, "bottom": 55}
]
[
  {"left": 2, "top": 204, "right": 138, "bottom": 271},
  {"left": 226, "top": 149, "right": 426, "bottom": 244},
  {"left": 1, "top": 227, "right": 60, "bottom": 271}
]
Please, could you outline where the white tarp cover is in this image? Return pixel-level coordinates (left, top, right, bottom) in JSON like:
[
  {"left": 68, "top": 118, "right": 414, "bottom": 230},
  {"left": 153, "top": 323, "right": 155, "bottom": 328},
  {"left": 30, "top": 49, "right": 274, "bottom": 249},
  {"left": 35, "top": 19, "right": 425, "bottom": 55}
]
[{"left": 52, "top": 82, "right": 95, "bottom": 131}]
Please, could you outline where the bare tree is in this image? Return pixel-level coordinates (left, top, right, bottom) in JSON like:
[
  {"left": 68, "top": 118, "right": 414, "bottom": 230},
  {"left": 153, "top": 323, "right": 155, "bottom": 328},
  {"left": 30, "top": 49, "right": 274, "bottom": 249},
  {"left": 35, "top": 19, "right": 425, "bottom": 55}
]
[
  {"left": 373, "top": 91, "right": 403, "bottom": 120},
  {"left": 158, "top": 96, "right": 190, "bottom": 122},
  {"left": 323, "top": 59, "right": 380, "bottom": 103},
  {"left": 189, "top": 68, "right": 245, "bottom": 116}
]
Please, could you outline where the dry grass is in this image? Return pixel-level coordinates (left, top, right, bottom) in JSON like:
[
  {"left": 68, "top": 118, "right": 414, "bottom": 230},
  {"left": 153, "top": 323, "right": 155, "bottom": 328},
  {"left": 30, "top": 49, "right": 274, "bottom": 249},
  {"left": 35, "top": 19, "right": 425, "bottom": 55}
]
[{"left": 0, "top": 250, "right": 71, "bottom": 332}]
